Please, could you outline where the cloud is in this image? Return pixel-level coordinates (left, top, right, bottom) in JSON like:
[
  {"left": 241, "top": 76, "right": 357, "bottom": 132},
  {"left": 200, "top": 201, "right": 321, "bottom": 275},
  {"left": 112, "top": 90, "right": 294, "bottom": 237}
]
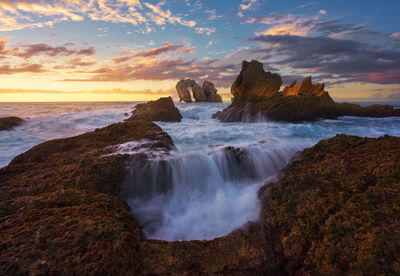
[
  {"left": 15, "top": 43, "right": 95, "bottom": 59},
  {"left": 195, "top": 27, "right": 216, "bottom": 35},
  {"left": 319, "top": 9, "right": 327, "bottom": 15},
  {"left": 63, "top": 57, "right": 239, "bottom": 87},
  {"left": 0, "top": 63, "right": 45, "bottom": 74},
  {"left": 250, "top": 34, "right": 400, "bottom": 85},
  {"left": 205, "top": 40, "right": 213, "bottom": 50},
  {"left": 112, "top": 43, "right": 195, "bottom": 63},
  {"left": 144, "top": 2, "right": 196, "bottom": 27}
]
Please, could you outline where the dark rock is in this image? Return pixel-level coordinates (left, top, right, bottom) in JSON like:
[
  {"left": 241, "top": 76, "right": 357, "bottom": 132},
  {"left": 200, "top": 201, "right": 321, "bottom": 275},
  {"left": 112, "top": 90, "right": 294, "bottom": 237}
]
[
  {"left": 0, "top": 116, "right": 23, "bottom": 131},
  {"left": 231, "top": 60, "right": 282, "bottom": 100},
  {"left": 202, "top": 81, "right": 222, "bottom": 102},
  {"left": 176, "top": 79, "right": 223, "bottom": 102},
  {"left": 260, "top": 134, "right": 400, "bottom": 274},
  {"left": 127, "top": 96, "right": 182, "bottom": 122},
  {"left": 214, "top": 60, "right": 400, "bottom": 122}
]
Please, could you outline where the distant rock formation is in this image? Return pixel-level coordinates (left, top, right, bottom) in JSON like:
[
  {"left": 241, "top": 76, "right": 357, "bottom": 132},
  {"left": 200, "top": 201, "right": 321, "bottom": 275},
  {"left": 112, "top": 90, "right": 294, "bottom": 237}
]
[
  {"left": 213, "top": 60, "right": 400, "bottom": 122},
  {"left": 127, "top": 96, "right": 182, "bottom": 122},
  {"left": 231, "top": 60, "right": 282, "bottom": 99},
  {"left": 202, "top": 81, "right": 222, "bottom": 102},
  {"left": 0, "top": 116, "right": 23, "bottom": 131},
  {"left": 176, "top": 79, "right": 222, "bottom": 102}
]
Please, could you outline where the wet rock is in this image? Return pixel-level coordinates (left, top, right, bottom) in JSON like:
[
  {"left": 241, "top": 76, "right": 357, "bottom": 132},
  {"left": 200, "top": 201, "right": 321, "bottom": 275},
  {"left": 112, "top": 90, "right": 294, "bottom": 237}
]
[
  {"left": 0, "top": 116, "right": 23, "bottom": 131},
  {"left": 260, "top": 134, "right": 400, "bottom": 274},
  {"left": 127, "top": 96, "right": 182, "bottom": 122},
  {"left": 214, "top": 60, "right": 400, "bottom": 122}
]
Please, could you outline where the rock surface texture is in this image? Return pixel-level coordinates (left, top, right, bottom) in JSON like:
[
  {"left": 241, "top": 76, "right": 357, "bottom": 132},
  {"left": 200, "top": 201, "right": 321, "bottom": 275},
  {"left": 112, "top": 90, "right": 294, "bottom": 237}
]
[
  {"left": 0, "top": 116, "right": 23, "bottom": 131},
  {"left": 127, "top": 96, "right": 182, "bottom": 122},
  {"left": 0, "top": 122, "right": 398, "bottom": 274},
  {"left": 176, "top": 79, "right": 222, "bottom": 102},
  {"left": 261, "top": 134, "right": 400, "bottom": 274},
  {"left": 213, "top": 60, "right": 400, "bottom": 122}
]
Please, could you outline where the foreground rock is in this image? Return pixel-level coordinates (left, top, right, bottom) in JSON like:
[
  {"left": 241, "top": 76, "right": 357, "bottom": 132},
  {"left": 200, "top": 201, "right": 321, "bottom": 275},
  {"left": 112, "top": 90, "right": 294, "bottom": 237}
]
[
  {"left": 176, "top": 79, "right": 222, "bottom": 102},
  {"left": 0, "top": 120, "right": 273, "bottom": 275},
  {"left": 127, "top": 96, "right": 182, "bottom": 122},
  {"left": 213, "top": 60, "right": 400, "bottom": 122},
  {"left": 0, "top": 116, "right": 23, "bottom": 131},
  {"left": 261, "top": 134, "right": 400, "bottom": 274}
]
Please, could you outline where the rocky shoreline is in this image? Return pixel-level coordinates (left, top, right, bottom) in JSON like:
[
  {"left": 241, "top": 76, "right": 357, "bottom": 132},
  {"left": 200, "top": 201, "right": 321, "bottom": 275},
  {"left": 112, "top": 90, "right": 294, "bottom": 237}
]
[{"left": 1, "top": 117, "right": 399, "bottom": 274}]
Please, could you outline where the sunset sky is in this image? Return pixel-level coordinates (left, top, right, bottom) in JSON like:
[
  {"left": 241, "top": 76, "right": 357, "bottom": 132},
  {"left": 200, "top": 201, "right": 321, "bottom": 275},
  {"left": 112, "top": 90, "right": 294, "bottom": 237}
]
[{"left": 0, "top": 0, "right": 399, "bottom": 102}]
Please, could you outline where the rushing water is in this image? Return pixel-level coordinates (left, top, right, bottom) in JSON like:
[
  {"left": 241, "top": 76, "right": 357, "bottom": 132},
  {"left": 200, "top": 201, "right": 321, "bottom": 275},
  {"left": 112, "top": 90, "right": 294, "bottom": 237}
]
[{"left": 1, "top": 101, "right": 400, "bottom": 241}]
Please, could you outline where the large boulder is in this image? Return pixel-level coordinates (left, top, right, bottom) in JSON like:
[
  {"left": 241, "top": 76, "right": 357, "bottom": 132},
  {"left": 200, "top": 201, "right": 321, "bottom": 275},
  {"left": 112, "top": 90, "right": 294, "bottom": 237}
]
[
  {"left": 127, "top": 96, "right": 182, "bottom": 122},
  {"left": 214, "top": 60, "right": 400, "bottom": 122},
  {"left": 231, "top": 60, "right": 282, "bottom": 100},
  {"left": 202, "top": 81, "right": 222, "bottom": 102},
  {"left": 260, "top": 134, "right": 400, "bottom": 274},
  {"left": 0, "top": 116, "right": 23, "bottom": 131}
]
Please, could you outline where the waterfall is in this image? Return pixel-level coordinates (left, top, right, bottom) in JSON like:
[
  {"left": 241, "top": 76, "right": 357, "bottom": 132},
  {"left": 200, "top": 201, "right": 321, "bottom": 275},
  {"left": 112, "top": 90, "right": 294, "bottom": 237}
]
[{"left": 121, "top": 142, "right": 300, "bottom": 241}]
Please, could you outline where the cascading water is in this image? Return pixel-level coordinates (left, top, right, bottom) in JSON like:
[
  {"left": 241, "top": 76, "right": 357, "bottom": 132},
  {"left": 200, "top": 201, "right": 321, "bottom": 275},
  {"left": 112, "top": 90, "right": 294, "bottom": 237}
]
[{"left": 121, "top": 102, "right": 400, "bottom": 241}]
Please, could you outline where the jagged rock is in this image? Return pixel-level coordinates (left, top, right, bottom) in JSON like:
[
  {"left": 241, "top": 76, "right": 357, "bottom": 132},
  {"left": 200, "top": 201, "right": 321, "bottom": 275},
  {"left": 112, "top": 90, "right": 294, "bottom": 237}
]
[
  {"left": 214, "top": 60, "right": 400, "bottom": 122},
  {"left": 176, "top": 79, "right": 223, "bottom": 102},
  {"left": 260, "top": 134, "right": 400, "bottom": 274},
  {"left": 127, "top": 97, "right": 182, "bottom": 122},
  {"left": 282, "top": 76, "right": 326, "bottom": 97},
  {"left": 0, "top": 116, "right": 23, "bottom": 131},
  {"left": 176, "top": 79, "right": 206, "bottom": 102},
  {"left": 231, "top": 60, "right": 282, "bottom": 100},
  {"left": 202, "top": 81, "right": 222, "bottom": 102}
]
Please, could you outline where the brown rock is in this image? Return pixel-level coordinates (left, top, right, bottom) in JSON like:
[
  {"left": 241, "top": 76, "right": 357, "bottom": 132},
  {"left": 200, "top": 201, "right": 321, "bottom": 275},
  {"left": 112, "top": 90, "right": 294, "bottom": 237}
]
[
  {"left": 202, "top": 81, "right": 222, "bottom": 102},
  {"left": 214, "top": 60, "right": 400, "bottom": 122},
  {"left": 0, "top": 116, "right": 23, "bottom": 131},
  {"left": 127, "top": 96, "right": 182, "bottom": 122},
  {"left": 282, "top": 76, "right": 326, "bottom": 97},
  {"left": 260, "top": 134, "right": 400, "bottom": 274},
  {"left": 231, "top": 60, "right": 282, "bottom": 100},
  {"left": 176, "top": 79, "right": 207, "bottom": 102}
]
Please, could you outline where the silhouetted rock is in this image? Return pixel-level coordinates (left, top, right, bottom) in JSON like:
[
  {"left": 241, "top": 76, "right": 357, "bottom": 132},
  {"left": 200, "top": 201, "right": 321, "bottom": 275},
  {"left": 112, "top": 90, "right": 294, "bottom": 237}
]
[
  {"left": 176, "top": 79, "right": 223, "bottom": 102},
  {"left": 214, "top": 60, "right": 400, "bottom": 122},
  {"left": 202, "top": 81, "right": 222, "bottom": 102},
  {"left": 0, "top": 116, "right": 23, "bottom": 131},
  {"left": 127, "top": 97, "right": 182, "bottom": 122},
  {"left": 260, "top": 134, "right": 400, "bottom": 274}
]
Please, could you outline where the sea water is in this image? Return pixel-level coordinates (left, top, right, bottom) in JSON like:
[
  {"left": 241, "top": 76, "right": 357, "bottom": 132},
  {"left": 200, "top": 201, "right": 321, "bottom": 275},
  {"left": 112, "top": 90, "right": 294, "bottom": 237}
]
[{"left": 1, "top": 101, "right": 400, "bottom": 241}]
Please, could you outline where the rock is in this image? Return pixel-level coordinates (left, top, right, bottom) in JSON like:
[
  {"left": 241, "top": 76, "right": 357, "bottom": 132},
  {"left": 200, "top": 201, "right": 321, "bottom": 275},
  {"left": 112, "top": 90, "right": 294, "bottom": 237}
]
[
  {"left": 202, "top": 81, "right": 222, "bottom": 102},
  {"left": 260, "top": 134, "right": 400, "bottom": 274},
  {"left": 0, "top": 120, "right": 275, "bottom": 275},
  {"left": 214, "top": 60, "right": 400, "bottom": 122},
  {"left": 282, "top": 76, "right": 326, "bottom": 97},
  {"left": 231, "top": 60, "right": 282, "bottom": 100},
  {"left": 0, "top": 116, "right": 23, "bottom": 131},
  {"left": 127, "top": 96, "right": 182, "bottom": 122},
  {"left": 0, "top": 120, "right": 174, "bottom": 275},
  {"left": 176, "top": 79, "right": 223, "bottom": 102}
]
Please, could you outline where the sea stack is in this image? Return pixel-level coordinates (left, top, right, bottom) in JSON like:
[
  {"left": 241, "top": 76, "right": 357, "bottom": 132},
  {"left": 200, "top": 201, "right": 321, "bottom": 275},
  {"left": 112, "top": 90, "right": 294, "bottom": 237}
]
[
  {"left": 0, "top": 116, "right": 24, "bottom": 131},
  {"left": 176, "top": 79, "right": 222, "bottom": 102},
  {"left": 213, "top": 60, "right": 400, "bottom": 122}
]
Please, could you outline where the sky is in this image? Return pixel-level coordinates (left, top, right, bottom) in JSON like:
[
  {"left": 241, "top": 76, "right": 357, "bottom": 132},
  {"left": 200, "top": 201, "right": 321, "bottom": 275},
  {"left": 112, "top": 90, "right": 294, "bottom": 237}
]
[{"left": 0, "top": 0, "right": 399, "bottom": 102}]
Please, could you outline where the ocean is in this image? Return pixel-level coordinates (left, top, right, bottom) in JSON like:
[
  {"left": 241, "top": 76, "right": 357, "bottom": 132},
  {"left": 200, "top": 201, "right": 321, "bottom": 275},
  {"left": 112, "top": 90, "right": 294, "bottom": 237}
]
[{"left": 1, "top": 101, "right": 400, "bottom": 241}]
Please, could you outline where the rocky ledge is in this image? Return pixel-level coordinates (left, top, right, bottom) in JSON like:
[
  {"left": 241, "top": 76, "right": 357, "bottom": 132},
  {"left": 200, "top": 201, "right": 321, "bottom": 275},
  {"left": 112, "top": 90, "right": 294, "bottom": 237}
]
[
  {"left": 260, "top": 134, "right": 400, "bottom": 274},
  {"left": 127, "top": 96, "right": 182, "bottom": 122},
  {"left": 1, "top": 120, "right": 398, "bottom": 274},
  {"left": 0, "top": 116, "right": 24, "bottom": 131},
  {"left": 213, "top": 60, "right": 400, "bottom": 122}
]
